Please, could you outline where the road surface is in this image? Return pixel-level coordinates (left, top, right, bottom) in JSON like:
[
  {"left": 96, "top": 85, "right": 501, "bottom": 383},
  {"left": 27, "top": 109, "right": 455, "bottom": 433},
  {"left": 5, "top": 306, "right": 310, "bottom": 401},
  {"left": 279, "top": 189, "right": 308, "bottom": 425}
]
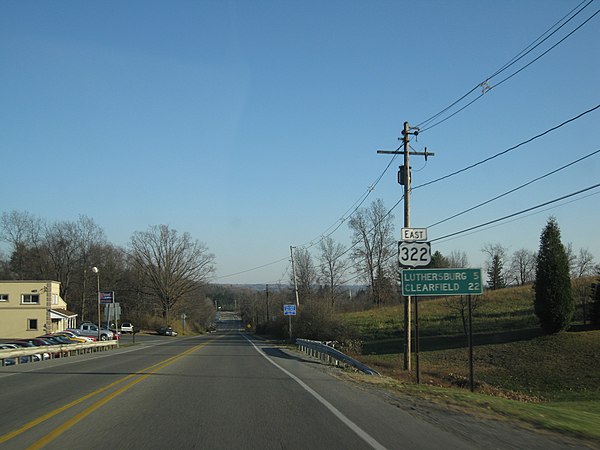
[{"left": 0, "top": 317, "right": 587, "bottom": 449}]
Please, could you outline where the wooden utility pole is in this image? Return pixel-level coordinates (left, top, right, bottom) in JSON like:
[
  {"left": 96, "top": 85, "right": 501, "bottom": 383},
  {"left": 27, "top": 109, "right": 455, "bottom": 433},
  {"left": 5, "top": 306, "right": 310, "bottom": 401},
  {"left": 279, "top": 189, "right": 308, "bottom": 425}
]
[
  {"left": 290, "top": 246, "right": 300, "bottom": 306},
  {"left": 266, "top": 284, "right": 270, "bottom": 322},
  {"left": 378, "top": 122, "right": 434, "bottom": 371}
]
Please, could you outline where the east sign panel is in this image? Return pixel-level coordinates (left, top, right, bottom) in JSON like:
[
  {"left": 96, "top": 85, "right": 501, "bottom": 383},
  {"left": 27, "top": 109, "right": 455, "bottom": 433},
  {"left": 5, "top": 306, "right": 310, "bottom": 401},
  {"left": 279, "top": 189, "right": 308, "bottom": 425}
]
[{"left": 401, "top": 268, "right": 483, "bottom": 296}]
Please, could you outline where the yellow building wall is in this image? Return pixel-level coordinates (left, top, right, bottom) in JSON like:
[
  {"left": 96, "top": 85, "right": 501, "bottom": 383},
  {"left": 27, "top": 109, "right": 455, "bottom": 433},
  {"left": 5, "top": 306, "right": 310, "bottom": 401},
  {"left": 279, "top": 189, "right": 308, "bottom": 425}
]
[{"left": 0, "top": 280, "right": 66, "bottom": 339}]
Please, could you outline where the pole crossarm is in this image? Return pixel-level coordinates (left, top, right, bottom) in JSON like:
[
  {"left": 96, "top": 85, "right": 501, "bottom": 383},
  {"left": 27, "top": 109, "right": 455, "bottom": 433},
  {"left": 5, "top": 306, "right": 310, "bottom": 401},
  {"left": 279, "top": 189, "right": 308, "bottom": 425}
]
[{"left": 377, "top": 149, "right": 435, "bottom": 158}]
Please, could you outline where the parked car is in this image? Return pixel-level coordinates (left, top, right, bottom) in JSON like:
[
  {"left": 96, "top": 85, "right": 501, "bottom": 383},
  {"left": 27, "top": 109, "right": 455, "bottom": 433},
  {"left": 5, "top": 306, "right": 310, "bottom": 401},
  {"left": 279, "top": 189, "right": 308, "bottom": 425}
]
[
  {"left": 0, "top": 343, "right": 31, "bottom": 365},
  {"left": 52, "top": 332, "right": 90, "bottom": 343},
  {"left": 120, "top": 322, "right": 134, "bottom": 333},
  {"left": 57, "top": 329, "right": 96, "bottom": 342},
  {"left": 4, "top": 341, "right": 49, "bottom": 361},
  {"left": 68, "top": 323, "right": 114, "bottom": 341},
  {"left": 156, "top": 326, "right": 178, "bottom": 336}
]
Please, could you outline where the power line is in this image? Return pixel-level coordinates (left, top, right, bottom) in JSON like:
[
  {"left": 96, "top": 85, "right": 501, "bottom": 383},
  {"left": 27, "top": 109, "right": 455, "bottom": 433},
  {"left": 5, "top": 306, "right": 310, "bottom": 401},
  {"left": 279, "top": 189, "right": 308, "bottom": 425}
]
[
  {"left": 216, "top": 256, "right": 289, "bottom": 281},
  {"left": 430, "top": 183, "right": 600, "bottom": 243},
  {"left": 215, "top": 149, "right": 402, "bottom": 281},
  {"left": 427, "top": 147, "right": 600, "bottom": 228},
  {"left": 417, "top": 1, "right": 597, "bottom": 132},
  {"left": 297, "top": 149, "right": 401, "bottom": 250},
  {"left": 413, "top": 103, "right": 600, "bottom": 191},
  {"left": 432, "top": 190, "right": 600, "bottom": 245}
]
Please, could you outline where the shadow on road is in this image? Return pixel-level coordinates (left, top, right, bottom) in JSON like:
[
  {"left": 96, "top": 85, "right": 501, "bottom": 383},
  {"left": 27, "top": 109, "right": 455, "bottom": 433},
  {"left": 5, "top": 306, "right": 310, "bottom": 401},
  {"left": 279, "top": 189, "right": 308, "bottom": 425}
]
[{"left": 261, "top": 347, "right": 320, "bottom": 364}]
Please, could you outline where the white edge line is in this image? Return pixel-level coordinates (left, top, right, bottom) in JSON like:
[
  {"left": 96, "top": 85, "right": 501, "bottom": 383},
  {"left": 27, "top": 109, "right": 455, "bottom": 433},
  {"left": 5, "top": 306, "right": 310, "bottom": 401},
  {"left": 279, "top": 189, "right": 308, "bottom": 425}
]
[{"left": 242, "top": 333, "right": 387, "bottom": 450}]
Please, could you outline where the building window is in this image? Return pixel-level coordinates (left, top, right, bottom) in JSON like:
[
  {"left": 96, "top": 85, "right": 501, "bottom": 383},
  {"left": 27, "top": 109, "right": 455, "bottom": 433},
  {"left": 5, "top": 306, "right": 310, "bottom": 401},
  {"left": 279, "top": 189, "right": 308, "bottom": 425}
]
[
  {"left": 52, "top": 294, "right": 59, "bottom": 305},
  {"left": 0, "top": 294, "right": 8, "bottom": 302},
  {"left": 21, "top": 294, "right": 40, "bottom": 304},
  {"left": 28, "top": 319, "right": 38, "bottom": 330}
]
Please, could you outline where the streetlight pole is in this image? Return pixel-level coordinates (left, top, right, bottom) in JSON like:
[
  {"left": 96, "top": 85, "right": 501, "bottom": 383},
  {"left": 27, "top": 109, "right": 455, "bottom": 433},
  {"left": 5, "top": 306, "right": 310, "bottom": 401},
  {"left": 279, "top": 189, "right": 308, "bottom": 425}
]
[{"left": 91, "top": 266, "right": 101, "bottom": 341}]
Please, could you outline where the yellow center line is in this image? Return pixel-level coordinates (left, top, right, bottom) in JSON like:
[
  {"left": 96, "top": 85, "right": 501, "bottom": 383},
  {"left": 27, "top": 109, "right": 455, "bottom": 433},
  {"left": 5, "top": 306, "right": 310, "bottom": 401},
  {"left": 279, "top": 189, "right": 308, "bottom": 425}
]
[{"left": 0, "top": 337, "right": 216, "bottom": 447}]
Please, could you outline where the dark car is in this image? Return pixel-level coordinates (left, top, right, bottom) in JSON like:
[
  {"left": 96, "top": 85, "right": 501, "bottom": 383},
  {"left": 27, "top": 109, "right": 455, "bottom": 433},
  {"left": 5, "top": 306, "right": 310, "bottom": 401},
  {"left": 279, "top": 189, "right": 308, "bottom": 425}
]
[
  {"left": 156, "top": 326, "right": 178, "bottom": 336},
  {"left": 38, "top": 335, "right": 74, "bottom": 345}
]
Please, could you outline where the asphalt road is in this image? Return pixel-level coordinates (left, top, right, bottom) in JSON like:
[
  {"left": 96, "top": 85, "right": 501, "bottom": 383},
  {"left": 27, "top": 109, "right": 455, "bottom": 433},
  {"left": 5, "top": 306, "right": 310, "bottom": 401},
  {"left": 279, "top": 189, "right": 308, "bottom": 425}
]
[{"left": 0, "top": 318, "right": 587, "bottom": 450}]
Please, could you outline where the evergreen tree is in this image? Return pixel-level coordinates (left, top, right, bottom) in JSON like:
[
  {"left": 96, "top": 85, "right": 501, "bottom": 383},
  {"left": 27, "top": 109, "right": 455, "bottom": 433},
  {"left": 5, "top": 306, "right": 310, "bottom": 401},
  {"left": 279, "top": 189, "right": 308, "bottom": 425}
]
[
  {"left": 533, "top": 217, "right": 574, "bottom": 333},
  {"left": 428, "top": 251, "right": 449, "bottom": 268},
  {"left": 487, "top": 254, "right": 506, "bottom": 290},
  {"left": 591, "top": 282, "right": 600, "bottom": 327}
]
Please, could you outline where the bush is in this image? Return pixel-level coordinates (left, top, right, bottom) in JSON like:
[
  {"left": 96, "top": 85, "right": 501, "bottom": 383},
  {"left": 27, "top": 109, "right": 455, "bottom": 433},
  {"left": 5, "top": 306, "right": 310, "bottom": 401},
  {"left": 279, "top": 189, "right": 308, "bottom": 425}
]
[{"left": 294, "top": 300, "right": 354, "bottom": 342}]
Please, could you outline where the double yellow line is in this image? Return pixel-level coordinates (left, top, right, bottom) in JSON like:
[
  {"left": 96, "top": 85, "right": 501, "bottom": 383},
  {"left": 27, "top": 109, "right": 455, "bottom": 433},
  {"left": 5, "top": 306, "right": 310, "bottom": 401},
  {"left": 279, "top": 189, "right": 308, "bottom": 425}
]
[{"left": 0, "top": 338, "right": 216, "bottom": 449}]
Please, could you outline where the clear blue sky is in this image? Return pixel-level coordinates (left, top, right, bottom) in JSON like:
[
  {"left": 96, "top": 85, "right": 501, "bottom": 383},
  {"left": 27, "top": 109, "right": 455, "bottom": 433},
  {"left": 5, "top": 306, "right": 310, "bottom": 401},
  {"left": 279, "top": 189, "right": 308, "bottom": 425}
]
[{"left": 1, "top": 1, "right": 599, "bottom": 284}]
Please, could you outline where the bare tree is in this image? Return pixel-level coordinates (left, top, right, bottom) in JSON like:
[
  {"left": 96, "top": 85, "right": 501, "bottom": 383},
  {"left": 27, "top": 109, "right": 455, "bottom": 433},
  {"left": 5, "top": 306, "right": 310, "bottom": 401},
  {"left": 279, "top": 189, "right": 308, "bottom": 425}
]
[
  {"left": 129, "top": 225, "right": 215, "bottom": 324},
  {"left": 574, "top": 248, "right": 595, "bottom": 278},
  {"left": 442, "top": 251, "right": 475, "bottom": 334},
  {"left": 447, "top": 250, "right": 469, "bottom": 268},
  {"left": 318, "top": 236, "right": 349, "bottom": 307},
  {"left": 0, "top": 210, "right": 45, "bottom": 278},
  {"left": 509, "top": 248, "right": 536, "bottom": 285},
  {"left": 74, "top": 215, "right": 107, "bottom": 320},
  {"left": 292, "top": 247, "right": 318, "bottom": 303},
  {"left": 44, "top": 220, "right": 80, "bottom": 302},
  {"left": 348, "top": 199, "right": 395, "bottom": 305},
  {"left": 564, "top": 243, "right": 578, "bottom": 278}
]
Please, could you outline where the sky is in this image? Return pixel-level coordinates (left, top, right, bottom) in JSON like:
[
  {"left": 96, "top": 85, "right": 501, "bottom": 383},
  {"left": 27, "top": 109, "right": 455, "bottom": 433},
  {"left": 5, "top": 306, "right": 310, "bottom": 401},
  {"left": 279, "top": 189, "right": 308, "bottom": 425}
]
[{"left": 1, "top": 1, "right": 599, "bottom": 285}]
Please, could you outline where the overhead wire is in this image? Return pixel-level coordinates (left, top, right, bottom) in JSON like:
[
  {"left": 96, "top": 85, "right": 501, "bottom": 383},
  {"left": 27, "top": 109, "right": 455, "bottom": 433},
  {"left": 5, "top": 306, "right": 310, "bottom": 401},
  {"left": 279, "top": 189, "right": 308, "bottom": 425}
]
[
  {"left": 430, "top": 183, "right": 600, "bottom": 243},
  {"left": 417, "top": 0, "right": 597, "bottom": 132},
  {"left": 340, "top": 181, "right": 600, "bottom": 286},
  {"left": 413, "top": 103, "right": 600, "bottom": 191},
  {"left": 427, "top": 147, "right": 600, "bottom": 228},
  {"left": 433, "top": 189, "right": 600, "bottom": 245},
  {"left": 296, "top": 148, "right": 401, "bottom": 250}
]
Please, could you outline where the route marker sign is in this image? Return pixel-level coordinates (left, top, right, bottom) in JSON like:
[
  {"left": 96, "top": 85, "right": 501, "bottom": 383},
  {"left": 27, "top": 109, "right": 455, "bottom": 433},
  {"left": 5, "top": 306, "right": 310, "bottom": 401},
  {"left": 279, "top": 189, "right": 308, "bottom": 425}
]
[
  {"left": 283, "top": 304, "right": 297, "bottom": 316},
  {"left": 401, "top": 227, "right": 428, "bottom": 241},
  {"left": 401, "top": 268, "right": 483, "bottom": 296},
  {"left": 398, "top": 241, "right": 431, "bottom": 268}
]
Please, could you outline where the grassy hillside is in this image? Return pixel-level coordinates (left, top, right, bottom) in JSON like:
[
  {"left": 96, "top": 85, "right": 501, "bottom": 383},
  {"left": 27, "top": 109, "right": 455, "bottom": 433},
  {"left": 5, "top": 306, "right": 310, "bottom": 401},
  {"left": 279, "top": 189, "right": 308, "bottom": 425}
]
[{"left": 339, "top": 282, "right": 600, "bottom": 441}]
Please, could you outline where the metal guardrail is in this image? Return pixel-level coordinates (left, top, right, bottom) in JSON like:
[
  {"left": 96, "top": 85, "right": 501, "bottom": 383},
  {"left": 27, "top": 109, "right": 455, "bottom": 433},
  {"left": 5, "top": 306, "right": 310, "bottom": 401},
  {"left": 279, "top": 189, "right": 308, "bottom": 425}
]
[
  {"left": 296, "top": 338, "right": 379, "bottom": 376},
  {"left": 0, "top": 341, "right": 118, "bottom": 366}
]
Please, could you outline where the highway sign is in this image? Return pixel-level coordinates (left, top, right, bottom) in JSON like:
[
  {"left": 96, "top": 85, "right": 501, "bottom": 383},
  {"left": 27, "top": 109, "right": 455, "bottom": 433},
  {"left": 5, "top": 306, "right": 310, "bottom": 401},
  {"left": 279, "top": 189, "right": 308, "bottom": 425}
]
[
  {"left": 401, "top": 268, "right": 483, "bottom": 296},
  {"left": 99, "top": 291, "right": 114, "bottom": 304},
  {"left": 401, "top": 227, "right": 428, "bottom": 241},
  {"left": 398, "top": 241, "right": 431, "bottom": 268},
  {"left": 283, "top": 304, "right": 297, "bottom": 316}
]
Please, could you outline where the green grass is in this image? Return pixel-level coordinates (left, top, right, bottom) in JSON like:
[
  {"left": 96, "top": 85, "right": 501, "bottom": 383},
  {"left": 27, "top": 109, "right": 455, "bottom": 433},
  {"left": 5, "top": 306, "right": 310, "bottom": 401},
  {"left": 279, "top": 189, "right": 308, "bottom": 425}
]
[{"left": 339, "top": 284, "right": 600, "bottom": 441}]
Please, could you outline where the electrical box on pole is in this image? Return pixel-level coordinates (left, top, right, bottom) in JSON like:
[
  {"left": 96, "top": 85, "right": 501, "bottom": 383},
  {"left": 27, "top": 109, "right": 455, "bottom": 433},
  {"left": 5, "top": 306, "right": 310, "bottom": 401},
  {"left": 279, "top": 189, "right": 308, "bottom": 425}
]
[{"left": 398, "top": 166, "right": 411, "bottom": 186}]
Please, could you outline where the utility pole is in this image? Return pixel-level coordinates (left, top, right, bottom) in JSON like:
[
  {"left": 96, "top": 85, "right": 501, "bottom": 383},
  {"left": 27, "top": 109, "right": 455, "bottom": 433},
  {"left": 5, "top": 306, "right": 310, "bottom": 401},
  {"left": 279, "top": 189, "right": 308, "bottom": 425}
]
[
  {"left": 378, "top": 121, "right": 434, "bottom": 371},
  {"left": 266, "top": 284, "right": 270, "bottom": 322},
  {"left": 290, "top": 246, "right": 300, "bottom": 307}
]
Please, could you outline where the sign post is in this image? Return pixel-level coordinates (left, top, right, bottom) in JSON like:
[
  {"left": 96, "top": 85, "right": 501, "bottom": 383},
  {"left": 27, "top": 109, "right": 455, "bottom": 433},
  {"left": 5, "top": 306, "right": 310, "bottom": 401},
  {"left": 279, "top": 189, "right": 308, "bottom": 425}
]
[
  {"left": 283, "top": 304, "right": 296, "bottom": 342},
  {"left": 401, "top": 268, "right": 483, "bottom": 391},
  {"left": 398, "top": 227, "right": 431, "bottom": 373}
]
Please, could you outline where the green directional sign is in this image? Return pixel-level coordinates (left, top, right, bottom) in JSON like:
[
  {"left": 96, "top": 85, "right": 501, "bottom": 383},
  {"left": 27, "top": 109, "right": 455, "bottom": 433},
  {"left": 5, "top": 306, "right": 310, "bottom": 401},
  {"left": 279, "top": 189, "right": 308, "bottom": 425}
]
[{"left": 401, "top": 268, "right": 483, "bottom": 296}]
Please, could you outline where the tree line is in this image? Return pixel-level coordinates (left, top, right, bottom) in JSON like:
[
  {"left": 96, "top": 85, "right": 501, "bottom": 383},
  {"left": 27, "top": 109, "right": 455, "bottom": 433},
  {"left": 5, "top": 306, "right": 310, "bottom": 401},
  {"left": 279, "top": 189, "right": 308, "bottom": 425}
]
[
  {"left": 0, "top": 211, "right": 215, "bottom": 330},
  {"left": 2, "top": 205, "right": 599, "bottom": 335}
]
